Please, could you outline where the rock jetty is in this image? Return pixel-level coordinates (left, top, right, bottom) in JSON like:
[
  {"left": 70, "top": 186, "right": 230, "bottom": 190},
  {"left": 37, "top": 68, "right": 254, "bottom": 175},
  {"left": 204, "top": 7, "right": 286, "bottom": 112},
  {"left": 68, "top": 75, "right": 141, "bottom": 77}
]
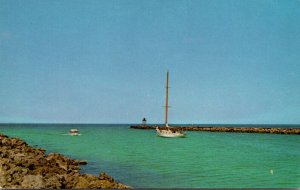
[
  {"left": 0, "top": 133, "right": 129, "bottom": 189},
  {"left": 130, "top": 125, "right": 300, "bottom": 135}
]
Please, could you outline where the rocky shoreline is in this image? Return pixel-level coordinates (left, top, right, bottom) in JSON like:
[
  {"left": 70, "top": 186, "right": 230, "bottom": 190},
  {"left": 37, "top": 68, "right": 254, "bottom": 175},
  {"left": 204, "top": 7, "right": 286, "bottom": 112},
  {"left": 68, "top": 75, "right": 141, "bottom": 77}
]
[
  {"left": 131, "top": 125, "right": 300, "bottom": 135},
  {"left": 0, "top": 133, "right": 129, "bottom": 189}
]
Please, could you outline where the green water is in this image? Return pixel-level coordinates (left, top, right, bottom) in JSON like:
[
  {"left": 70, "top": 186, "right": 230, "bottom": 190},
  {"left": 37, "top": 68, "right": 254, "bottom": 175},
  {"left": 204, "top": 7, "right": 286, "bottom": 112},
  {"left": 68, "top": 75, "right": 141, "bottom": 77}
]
[{"left": 1, "top": 124, "right": 299, "bottom": 188}]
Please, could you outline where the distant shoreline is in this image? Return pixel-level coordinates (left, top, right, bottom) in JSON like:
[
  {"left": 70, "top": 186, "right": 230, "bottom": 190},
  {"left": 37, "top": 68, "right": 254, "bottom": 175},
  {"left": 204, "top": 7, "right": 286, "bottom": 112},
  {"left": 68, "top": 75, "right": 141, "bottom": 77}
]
[{"left": 131, "top": 125, "right": 300, "bottom": 135}]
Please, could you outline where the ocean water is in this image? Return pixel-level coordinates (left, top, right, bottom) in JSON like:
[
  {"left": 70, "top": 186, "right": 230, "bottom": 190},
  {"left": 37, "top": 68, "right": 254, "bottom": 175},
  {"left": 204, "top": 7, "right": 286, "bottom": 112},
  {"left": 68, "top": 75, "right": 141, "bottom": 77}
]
[{"left": 0, "top": 124, "right": 299, "bottom": 188}]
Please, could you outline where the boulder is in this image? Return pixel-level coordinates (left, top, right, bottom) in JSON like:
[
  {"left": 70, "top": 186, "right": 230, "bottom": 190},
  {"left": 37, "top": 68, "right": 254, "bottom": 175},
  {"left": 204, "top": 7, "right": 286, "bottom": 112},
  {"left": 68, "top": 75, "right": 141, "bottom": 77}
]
[
  {"left": 21, "top": 175, "right": 44, "bottom": 189},
  {"left": 76, "top": 160, "right": 88, "bottom": 165}
]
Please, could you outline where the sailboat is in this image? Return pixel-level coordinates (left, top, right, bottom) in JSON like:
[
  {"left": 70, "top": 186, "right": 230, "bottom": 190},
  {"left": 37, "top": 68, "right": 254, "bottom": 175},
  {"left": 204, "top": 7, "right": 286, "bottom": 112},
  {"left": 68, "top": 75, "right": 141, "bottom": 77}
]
[{"left": 156, "top": 71, "right": 186, "bottom": 138}]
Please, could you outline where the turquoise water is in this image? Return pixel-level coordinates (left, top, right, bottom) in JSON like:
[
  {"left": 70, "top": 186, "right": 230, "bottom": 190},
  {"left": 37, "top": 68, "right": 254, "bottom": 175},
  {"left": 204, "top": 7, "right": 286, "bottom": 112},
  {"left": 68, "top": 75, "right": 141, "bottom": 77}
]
[{"left": 0, "top": 124, "right": 300, "bottom": 188}]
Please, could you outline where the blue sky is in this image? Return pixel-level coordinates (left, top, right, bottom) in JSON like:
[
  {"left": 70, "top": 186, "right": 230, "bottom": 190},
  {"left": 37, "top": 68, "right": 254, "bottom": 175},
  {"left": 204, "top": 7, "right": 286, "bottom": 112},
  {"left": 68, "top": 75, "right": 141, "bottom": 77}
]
[{"left": 0, "top": 0, "right": 300, "bottom": 124}]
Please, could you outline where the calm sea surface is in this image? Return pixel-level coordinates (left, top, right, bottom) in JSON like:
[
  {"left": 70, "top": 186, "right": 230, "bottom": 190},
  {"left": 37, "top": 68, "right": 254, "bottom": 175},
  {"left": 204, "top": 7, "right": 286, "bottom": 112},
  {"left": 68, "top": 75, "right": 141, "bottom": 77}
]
[{"left": 0, "top": 124, "right": 299, "bottom": 188}]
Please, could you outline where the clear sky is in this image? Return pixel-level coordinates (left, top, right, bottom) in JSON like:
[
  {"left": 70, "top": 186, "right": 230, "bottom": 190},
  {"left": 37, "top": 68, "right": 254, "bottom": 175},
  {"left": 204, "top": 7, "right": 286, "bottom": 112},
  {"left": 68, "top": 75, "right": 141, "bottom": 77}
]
[{"left": 0, "top": 0, "right": 300, "bottom": 124}]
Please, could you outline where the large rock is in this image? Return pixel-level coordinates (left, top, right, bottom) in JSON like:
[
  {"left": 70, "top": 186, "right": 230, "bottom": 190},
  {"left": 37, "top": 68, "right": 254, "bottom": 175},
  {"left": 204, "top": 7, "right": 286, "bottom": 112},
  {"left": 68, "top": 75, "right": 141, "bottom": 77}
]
[{"left": 21, "top": 175, "right": 44, "bottom": 189}]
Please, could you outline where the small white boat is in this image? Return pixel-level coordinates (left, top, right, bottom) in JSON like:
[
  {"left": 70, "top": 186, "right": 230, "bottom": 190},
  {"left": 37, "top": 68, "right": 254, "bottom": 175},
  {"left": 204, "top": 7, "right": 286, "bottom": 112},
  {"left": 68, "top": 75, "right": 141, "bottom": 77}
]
[
  {"left": 156, "top": 71, "right": 186, "bottom": 138},
  {"left": 69, "top": 129, "right": 80, "bottom": 136}
]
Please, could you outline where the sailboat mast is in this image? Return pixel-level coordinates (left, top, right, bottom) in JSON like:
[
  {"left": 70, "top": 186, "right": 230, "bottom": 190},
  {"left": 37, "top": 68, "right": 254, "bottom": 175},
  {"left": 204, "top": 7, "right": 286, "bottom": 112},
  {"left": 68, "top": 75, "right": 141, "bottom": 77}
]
[{"left": 165, "top": 71, "right": 169, "bottom": 128}]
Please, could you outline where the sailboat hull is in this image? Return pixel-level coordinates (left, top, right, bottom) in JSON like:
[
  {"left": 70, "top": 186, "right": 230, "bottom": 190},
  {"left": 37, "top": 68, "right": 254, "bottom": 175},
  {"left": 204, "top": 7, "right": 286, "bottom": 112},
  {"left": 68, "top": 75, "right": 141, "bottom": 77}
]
[{"left": 156, "top": 127, "right": 186, "bottom": 138}]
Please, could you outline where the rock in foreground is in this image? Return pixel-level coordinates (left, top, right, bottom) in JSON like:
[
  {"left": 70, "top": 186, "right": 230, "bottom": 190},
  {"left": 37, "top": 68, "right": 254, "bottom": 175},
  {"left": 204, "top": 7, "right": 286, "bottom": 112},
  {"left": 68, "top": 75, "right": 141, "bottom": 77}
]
[{"left": 0, "top": 134, "right": 129, "bottom": 189}]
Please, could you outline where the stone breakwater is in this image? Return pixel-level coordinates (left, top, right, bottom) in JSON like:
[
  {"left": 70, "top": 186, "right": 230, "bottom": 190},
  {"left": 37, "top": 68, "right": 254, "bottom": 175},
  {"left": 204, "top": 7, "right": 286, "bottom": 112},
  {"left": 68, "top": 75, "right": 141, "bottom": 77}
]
[
  {"left": 0, "top": 133, "right": 129, "bottom": 189},
  {"left": 130, "top": 125, "right": 300, "bottom": 135}
]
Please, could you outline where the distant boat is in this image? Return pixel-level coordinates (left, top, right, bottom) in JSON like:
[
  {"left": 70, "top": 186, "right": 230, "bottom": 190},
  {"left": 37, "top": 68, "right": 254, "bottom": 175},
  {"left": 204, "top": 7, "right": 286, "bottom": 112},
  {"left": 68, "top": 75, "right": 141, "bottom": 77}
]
[
  {"left": 69, "top": 129, "right": 80, "bottom": 136},
  {"left": 156, "top": 71, "right": 186, "bottom": 138}
]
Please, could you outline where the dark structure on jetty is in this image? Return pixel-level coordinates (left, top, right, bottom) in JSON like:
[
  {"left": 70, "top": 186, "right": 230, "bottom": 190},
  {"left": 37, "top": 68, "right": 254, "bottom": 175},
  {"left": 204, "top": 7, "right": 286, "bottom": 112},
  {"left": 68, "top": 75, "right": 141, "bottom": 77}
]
[{"left": 130, "top": 125, "right": 300, "bottom": 135}]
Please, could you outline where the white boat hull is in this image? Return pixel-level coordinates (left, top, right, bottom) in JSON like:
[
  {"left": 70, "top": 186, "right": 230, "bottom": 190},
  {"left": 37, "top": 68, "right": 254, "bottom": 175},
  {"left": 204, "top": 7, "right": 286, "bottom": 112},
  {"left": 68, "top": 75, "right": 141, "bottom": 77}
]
[
  {"left": 69, "top": 133, "right": 79, "bottom": 136},
  {"left": 156, "top": 127, "right": 186, "bottom": 138}
]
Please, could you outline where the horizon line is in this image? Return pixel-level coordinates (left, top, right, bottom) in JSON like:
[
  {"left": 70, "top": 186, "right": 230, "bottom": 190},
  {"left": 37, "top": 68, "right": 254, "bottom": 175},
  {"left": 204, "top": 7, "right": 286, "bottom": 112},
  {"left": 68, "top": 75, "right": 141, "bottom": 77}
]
[{"left": 0, "top": 122, "right": 299, "bottom": 126}]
